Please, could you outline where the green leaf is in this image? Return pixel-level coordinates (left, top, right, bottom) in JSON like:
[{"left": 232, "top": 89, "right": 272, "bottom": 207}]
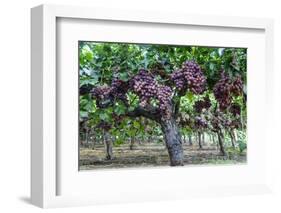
[
  {"left": 85, "top": 51, "right": 93, "bottom": 61},
  {"left": 238, "top": 141, "right": 247, "bottom": 153},
  {"left": 118, "top": 72, "right": 129, "bottom": 81},
  {"left": 186, "top": 91, "right": 194, "bottom": 102},
  {"left": 114, "top": 104, "right": 126, "bottom": 115},
  {"left": 114, "top": 137, "right": 124, "bottom": 146},
  {"left": 80, "top": 111, "right": 88, "bottom": 119},
  {"left": 99, "top": 112, "right": 110, "bottom": 121},
  {"left": 127, "top": 129, "right": 136, "bottom": 137},
  {"left": 133, "top": 120, "right": 141, "bottom": 129},
  {"left": 209, "top": 63, "right": 215, "bottom": 71}
]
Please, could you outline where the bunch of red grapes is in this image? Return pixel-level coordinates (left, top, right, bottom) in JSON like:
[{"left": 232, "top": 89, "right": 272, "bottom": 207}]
[
  {"left": 112, "top": 113, "right": 124, "bottom": 127},
  {"left": 223, "top": 114, "right": 240, "bottom": 129},
  {"left": 129, "top": 69, "right": 173, "bottom": 118},
  {"left": 213, "top": 71, "right": 243, "bottom": 110},
  {"left": 91, "top": 78, "right": 129, "bottom": 108},
  {"left": 228, "top": 119, "right": 240, "bottom": 129},
  {"left": 171, "top": 60, "right": 206, "bottom": 94},
  {"left": 231, "top": 76, "right": 243, "bottom": 96},
  {"left": 229, "top": 103, "right": 241, "bottom": 116},
  {"left": 194, "top": 96, "right": 211, "bottom": 113},
  {"left": 91, "top": 86, "right": 114, "bottom": 108},
  {"left": 211, "top": 111, "right": 225, "bottom": 131},
  {"left": 211, "top": 110, "right": 240, "bottom": 132},
  {"left": 79, "top": 84, "right": 94, "bottom": 95},
  {"left": 96, "top": 120, "right": 112, "bottom": 131},
  {"left": 194, "top": 116, "right": 208, "bottom": 129},
  {"left": 110, "top": 78, "right": 129, "bottom": 105},
  {"left": 178, "top": 116, "right": 193, "bottom": 128}
]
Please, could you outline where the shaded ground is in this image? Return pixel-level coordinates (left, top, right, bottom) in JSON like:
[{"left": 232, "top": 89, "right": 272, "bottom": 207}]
[{"left": 79, "top": 143, "right": 246, "bottom": 170}]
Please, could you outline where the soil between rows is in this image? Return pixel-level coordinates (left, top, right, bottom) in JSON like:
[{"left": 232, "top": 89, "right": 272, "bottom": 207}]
[{"left": 79, "top": 143, "right": 246, "bottom": 170}]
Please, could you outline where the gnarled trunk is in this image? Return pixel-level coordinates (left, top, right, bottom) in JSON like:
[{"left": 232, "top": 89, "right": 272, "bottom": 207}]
[
  {"left": 130, "top": 136, "right": 136, "bottom": 150},
  {"left": 198, "top": 132, "right": 203, "bottom": 149},
  {"left": 229, "top": 129, "right": 236, "bottom": 148},
  {"left": 160, "top": 117, "right": 184, "bottom": 166},
  {"left": 103, "top": 130, "right": 113, "bottom": 160},
  {"left": 217, "top": 131, "right": 226, "bottom": 156},
  {"left": 202, "top": 132, "right": 205, "bottom": 145},
  {"left": 188, "top": 134, "right": 193, "bottom": 146},
  {"left": 91, "top": 134, "right": 96, "bottom": 150},
  {"left": 85, "top": 128, "right": 90, "bottom": 144},
  {"left": 182, "top": 134, "right": 187, "bottom": 143},
  {"left": 126, "top": 105, "right": 183, "bottom": 166}
]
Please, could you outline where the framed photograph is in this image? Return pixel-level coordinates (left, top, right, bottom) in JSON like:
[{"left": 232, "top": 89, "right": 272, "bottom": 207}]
[{"left": 31, "top": 4, "right": 274, "bottom": 208}]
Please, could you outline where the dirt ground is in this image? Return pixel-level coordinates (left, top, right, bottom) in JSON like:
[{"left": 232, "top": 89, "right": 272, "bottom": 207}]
[{"left": 79, "top": 143, "right": 246, "bottom": 170}]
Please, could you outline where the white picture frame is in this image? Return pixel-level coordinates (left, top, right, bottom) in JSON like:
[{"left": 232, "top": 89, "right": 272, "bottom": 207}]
[{"left": 31, "top": 4, "right": 274, "bottom": 208}]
